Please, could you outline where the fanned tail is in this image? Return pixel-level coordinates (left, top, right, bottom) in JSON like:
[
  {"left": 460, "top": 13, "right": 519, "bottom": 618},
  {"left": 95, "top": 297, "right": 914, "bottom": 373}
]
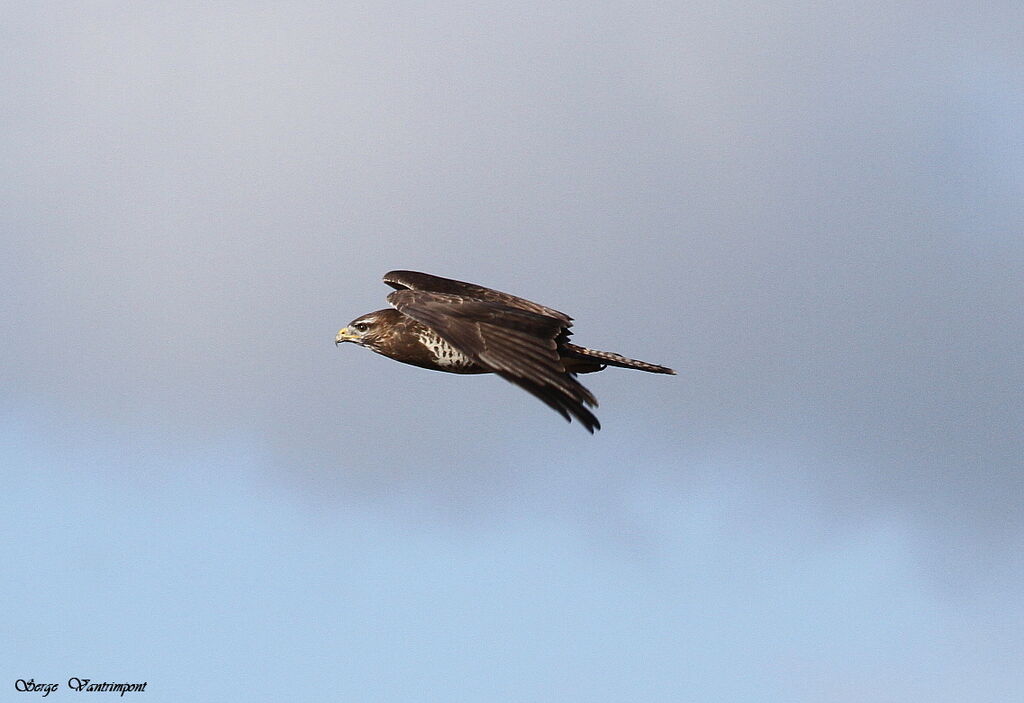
[{"left": 563, "top": 343, "right": 676, "bottom": 375}]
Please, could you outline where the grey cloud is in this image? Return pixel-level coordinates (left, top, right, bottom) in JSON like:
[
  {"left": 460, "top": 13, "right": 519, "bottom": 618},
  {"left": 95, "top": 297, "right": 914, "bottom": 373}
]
[{"left": 2, "top": 2, "right": 1021, "bottom": 579}]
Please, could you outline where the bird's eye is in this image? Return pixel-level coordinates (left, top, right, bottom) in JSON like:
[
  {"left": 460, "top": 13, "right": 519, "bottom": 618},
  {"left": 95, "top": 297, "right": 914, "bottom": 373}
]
[{"left": 352, "top": 322, "right": 369, "bottom": 332}]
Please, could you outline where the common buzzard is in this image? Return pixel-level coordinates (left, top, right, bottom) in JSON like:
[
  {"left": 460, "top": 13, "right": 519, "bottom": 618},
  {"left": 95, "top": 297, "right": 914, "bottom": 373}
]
[{"left": 335, "top": 270, "right": 675, "bottom": 432}]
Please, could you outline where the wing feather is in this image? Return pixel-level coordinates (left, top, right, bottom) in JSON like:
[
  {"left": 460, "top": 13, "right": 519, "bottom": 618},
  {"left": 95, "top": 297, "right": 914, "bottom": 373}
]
[
  {"left": 495, "top": 372, "right": 600, "bottom": 432},
  {"left": 387, "top": 288, "right": 599, "bottom": 431},
  {"left": 384, "top": 270, "right": 573, "bottom": 325}
]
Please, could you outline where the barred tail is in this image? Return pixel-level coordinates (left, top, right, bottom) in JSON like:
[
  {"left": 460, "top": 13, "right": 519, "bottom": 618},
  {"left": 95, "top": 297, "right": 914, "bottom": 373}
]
[{"left": 564, "top": 343, "right": 676, "bottom": 375}]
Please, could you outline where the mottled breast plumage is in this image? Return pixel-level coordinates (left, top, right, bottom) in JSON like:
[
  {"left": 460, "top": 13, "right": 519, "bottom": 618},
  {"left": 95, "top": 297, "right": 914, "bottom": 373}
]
[{"left": 416, "top": 329, "right": 476, "bottom": 371}]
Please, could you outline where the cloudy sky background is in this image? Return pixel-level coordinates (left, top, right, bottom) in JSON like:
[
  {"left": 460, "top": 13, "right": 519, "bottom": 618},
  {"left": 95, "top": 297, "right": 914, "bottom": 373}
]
[{"left": 2, "top": 2, "right": 1022, "bottom": 700}]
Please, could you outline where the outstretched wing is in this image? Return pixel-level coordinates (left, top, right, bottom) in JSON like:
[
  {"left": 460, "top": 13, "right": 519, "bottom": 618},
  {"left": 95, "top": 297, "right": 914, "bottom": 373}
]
[
  {"left": 383, "top": 270, "right": 573, "bottom": 325},
  {"left": 387, "top": 288, "right": 600, "bottom": 432}
]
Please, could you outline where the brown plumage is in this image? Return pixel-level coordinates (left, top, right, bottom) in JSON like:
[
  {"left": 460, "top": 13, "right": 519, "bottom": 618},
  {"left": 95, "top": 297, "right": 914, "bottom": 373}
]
[{"left": 335, "top": 270, "right": 675, "bottom": 432}]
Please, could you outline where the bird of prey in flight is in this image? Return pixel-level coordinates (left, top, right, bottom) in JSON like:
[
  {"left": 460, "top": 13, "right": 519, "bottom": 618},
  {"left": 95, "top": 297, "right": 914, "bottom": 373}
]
[{"left": 335, "top": 270, "right": 675, "bottom": 432}]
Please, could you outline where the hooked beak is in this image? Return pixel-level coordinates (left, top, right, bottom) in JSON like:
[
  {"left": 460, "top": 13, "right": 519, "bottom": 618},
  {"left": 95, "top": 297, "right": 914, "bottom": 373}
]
[{"left": 335, "top": 327, "right": 358, "bottom": 345}]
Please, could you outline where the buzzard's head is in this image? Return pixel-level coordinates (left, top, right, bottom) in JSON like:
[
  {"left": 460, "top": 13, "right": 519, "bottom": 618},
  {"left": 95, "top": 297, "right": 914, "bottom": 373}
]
[{"left": 335, "top": 309, "right": 398, "bottom": 352}]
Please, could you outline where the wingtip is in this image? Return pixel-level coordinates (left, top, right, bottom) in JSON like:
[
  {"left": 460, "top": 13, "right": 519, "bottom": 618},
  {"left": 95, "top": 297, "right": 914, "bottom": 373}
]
[
  {"left": 382, "top": 270, "right": 412, "bottom": 290},
  {"left": 568, "top": 416, "right": 600, "bottom": 434}
]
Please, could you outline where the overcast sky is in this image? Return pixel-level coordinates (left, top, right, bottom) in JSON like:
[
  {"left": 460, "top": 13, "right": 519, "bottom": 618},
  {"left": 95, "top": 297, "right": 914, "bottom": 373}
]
[{"left": 2, "top": 2, "right": 1022, "bottom": 701}]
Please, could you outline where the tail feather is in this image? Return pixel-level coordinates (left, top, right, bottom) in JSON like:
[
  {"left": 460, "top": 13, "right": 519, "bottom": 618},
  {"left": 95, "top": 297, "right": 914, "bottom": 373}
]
[{"left": 564, "top": 343, "right": 676, "bottom": 375}]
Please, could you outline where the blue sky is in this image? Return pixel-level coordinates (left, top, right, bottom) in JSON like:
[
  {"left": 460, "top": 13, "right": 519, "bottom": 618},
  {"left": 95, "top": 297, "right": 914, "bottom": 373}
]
[
  {"left": 2, "top": 2, "right": 1022, "bottom": 701},
  {"left": 7, "top": 421, "right": 1021, "bottom": 702}
]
